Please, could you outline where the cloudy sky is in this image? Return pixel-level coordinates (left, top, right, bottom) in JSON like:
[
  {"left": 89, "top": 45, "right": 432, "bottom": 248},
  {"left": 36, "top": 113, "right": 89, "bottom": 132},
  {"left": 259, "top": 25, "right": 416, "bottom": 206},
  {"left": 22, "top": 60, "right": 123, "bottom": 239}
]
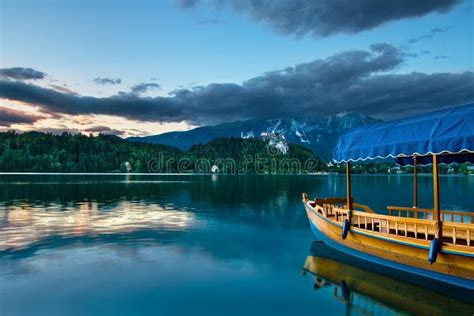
[{"left": 0, "top": 0, "right": 473, "bottom": 137}]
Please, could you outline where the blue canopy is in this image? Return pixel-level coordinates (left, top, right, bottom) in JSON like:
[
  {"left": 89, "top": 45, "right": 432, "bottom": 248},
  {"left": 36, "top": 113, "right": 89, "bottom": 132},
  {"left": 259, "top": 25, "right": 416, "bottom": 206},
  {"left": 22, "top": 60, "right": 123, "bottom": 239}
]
[{"left": 333, "top": 103, "right": 474, "bottom": 166}]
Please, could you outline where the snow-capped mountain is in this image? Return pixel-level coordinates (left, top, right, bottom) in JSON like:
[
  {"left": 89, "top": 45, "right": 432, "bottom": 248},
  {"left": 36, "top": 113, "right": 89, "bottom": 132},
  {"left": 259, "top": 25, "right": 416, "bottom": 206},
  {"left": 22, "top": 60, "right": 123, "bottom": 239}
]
[{"left": 127, "top": 112, "right": 381, "bottom": 161}]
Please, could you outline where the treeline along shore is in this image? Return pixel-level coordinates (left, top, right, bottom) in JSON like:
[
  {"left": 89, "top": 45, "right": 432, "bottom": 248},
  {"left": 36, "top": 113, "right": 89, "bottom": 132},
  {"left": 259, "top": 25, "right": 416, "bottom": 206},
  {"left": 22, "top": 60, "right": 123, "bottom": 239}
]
[
  {"left": 0, "top": 131, "right": 319, "bottom": 173},
  {"left": 0, "top": 131, "right": 471, "bottom": 174}
]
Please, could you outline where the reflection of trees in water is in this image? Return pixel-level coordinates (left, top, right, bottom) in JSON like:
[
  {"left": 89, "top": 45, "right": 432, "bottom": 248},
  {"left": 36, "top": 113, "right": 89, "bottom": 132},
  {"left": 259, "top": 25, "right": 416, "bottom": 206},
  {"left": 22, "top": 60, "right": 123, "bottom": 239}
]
[
  {"left": 0, "top": 175, "right": 331, "bottom": 229},
  {"left": 0, "top": 174, "right": 324, "bottom": 202},
  {"left": 0, "top": 175, "right": 322, "bottom": 262},
  {"left": 2, "top": 174, "right": 473, "bottom": 208}
]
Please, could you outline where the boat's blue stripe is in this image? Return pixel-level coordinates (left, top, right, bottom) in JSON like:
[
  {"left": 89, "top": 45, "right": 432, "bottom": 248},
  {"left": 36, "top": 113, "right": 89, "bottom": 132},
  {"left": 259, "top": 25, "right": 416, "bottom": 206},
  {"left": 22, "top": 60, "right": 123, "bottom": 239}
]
[
  {"left": 305, "top": 204, "right": 474, "bottom": 258},
  {"left": 307, "top": 219, "right": 474, "bottom": 290}
]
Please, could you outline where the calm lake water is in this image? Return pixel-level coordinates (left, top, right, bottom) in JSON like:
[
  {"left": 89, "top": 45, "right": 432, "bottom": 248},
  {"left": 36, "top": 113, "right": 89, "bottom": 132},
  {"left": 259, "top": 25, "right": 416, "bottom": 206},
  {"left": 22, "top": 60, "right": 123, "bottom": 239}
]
[{"left": 0, "top": 174, "right": 473, "bottom": 315}]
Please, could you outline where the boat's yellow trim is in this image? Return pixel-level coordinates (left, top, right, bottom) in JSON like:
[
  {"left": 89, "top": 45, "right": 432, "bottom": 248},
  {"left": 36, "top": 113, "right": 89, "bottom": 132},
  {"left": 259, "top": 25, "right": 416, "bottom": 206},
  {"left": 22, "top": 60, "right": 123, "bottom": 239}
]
[
  {"left": 303, "top": 198, "right": 474, "bottom": 280},
  {"left": 305, "top": 200, "right": 474, "bottom": 254}
]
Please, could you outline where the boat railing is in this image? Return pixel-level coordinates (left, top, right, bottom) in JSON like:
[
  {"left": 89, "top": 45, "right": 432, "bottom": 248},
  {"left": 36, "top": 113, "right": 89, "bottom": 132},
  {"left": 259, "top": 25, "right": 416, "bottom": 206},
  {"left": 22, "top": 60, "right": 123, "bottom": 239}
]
[
  {"left": 442, "top": 221, "right": 473, "bottom": 247},
  {"left": 312, "top": 198, "right": 374, "bottom": 217},
  {"left": 387, "top": 206, "right": 473, "bottom": 224},
  {"left": 335, "top": 208, "right": 436, "bottom": 239},
  {"left": 353, "top": 203, "right": 375, "bottom": 214},
  {"left": 332, "top": 207, "right": 473, "bottom": 247},
  {"left": 314, "top": 197, "right": 350, "bottom": 217}
]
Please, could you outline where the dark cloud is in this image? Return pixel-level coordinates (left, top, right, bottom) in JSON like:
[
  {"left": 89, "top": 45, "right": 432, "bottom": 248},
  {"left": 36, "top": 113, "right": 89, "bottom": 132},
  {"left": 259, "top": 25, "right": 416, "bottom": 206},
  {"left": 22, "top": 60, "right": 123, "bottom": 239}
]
[
  {"left": 93, "top": 77, "right": 122, "bottom": 85},
  {"left": 435, "top": 55, "right": 449, "bottom": 59},
  {"left": 178, "top": 0, "right": 460, "bottom": 37},
  {"left": 84, "top": 125, "right": 124, "bottom": 136},
  {"left": 408, "top": 27, "right": 449, "bottom": 44},
  {"left": 49, "top": 85, "right": 78, "bottom": 95},
  {"left": 0, "top": 107, "right": 42, "bottom": 127},
  {"left": 1, "top": 43, "right": 473, "bottom": 124},
  {"left": 0, "top": 67, "right": 46, "bottom": 81},
  {"left": 0, "top": 79, "right": 183, "bottom": 122},
  {"left": 130, "top": 82, "right": 161, "bottom": 95},
  {"left": 84, "top": 126, "right": 113, "bottom": 132}
]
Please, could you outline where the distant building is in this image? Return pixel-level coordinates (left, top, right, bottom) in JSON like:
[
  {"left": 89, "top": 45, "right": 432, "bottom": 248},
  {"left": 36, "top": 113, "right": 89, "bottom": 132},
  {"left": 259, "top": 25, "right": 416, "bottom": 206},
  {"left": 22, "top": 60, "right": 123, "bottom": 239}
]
[
  {"left": 388, "top": 166, "right": 403, "bottom": 174},
  {"left": 123, "top": 161, "right": 132, "bottom": 172},
  {"left": 467, "top": 165, "right": 474, "bottom": 174}
]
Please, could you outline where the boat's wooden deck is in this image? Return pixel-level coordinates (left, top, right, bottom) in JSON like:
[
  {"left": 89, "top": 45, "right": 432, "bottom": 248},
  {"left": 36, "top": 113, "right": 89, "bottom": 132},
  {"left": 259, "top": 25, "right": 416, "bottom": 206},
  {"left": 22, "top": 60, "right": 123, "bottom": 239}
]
[{"left": 310, "top": 197, "right": 474, "bottom": 248}]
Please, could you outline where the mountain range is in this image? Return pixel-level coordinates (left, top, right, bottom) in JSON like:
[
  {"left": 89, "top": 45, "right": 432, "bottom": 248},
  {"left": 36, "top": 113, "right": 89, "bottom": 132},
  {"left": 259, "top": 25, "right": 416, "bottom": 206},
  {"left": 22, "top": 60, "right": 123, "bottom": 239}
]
[{"left": 127, "top": 112, "right": 381, "bottom": 161}]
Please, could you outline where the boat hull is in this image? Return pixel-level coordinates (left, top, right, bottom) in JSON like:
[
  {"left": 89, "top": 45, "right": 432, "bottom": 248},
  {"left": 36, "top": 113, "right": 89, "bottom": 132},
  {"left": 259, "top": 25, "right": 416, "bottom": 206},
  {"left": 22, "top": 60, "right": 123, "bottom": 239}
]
[{"left": 305, "top": 203, "right": 474, "bottom": 290}]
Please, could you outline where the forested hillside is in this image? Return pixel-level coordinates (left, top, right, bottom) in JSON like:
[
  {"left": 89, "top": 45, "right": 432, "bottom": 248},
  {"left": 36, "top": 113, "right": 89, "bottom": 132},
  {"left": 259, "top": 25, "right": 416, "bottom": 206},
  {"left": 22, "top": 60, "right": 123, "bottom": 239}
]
[
  {"left": 1, "top": 132, "right": 468, "bottom": 174},
  {"left": 0, "top": 132, "right": 322, "bottom": 173},
  {"left": 0, "top": 131, "right": 179, "bottom": 172}
]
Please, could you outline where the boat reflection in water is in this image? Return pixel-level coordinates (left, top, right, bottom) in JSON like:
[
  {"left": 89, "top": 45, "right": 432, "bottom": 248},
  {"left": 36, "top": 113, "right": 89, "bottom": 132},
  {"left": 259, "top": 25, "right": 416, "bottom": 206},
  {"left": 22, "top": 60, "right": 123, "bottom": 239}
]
[{"left": 302, "top": 241, "right": 474, "bottom": 315}]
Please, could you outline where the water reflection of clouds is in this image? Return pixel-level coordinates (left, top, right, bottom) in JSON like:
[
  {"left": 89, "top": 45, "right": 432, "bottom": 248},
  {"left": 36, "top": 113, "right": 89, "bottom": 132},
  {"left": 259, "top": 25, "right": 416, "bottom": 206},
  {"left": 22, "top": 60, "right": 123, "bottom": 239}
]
[
  {"left": 0, "top": 201, "right": 195, "bottom": 251},
  {"left": 1, "top": 180, "right": 193, "bottom": 185}
]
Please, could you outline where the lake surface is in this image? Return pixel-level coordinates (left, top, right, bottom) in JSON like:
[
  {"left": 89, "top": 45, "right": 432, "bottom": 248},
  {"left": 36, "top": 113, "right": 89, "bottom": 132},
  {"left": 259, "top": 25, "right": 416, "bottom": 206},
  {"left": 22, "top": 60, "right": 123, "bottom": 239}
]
[{"left": 1, "top": 174, "right": 473, "bottom": 315}]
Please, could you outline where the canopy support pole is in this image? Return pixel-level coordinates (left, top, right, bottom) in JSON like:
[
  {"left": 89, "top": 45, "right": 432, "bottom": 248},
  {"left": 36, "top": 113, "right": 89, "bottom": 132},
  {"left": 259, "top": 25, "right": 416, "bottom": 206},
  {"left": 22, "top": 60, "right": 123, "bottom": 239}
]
[
  {"left": 413, "top": 156, "right": 417, "bottom": 208},
  {"left": 346, "top": 162, "right": 353, "bottom": 211},
  {"left": 432, "top": 155, "right": 442, "bottom": 240}
]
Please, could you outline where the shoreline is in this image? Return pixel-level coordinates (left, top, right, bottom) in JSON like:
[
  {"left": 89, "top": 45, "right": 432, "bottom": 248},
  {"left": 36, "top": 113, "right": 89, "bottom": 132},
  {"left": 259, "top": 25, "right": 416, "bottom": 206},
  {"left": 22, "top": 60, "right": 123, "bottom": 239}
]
[{"left": 0, "top": 172, "right": 471, "bottom": 177}]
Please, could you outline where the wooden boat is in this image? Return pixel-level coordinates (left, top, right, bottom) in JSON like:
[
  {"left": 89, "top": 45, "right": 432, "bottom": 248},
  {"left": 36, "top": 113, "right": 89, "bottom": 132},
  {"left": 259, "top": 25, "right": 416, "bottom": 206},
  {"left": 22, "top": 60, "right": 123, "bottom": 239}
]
[
  {"left": 302, "top": 241, "right": 474, "bottom": 315},
  {"left": 303, "top": 103, "right": 474, "bottom": 289}
]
